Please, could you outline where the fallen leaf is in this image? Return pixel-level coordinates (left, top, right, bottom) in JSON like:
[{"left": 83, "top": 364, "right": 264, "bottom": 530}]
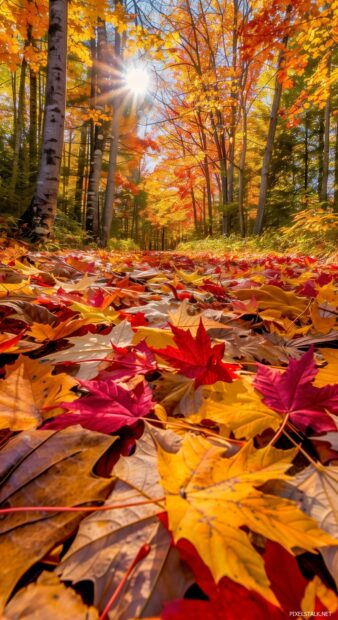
[
  {"left": 254, "top": 348, "right": 338, "bottom": 433},
  {"left": 168, "top": 300, "right": 229, "bottom": 336},
  {"left": 44, "top": 379, "right": 154, "bottom": 434},
  {"left": 0, "top": 427, "right": 115, "bottom": 610},
  {"left": 58, "top": 426, "right": 192, "bottom": 618},
  {"left": 44, "top": 320, "right": 134, "bottom": 381},
  {"left": 4, "top": 572, "right": 98, "bottom": 619},
  {"left": 195, "top": 378, "right": 281, "bottom": 439},
  {"left": 157, "top": 435, "right": 336, "bottom": 604},
  {"left": 234, "top": 284, "right": 308, "bottom": 319},
  {"left": 289, "top": 464, "right": 338, "bottom": 587},
  {"left": 155, "top": 321, "right": 239, "bottom": 387},
  {"left": 28, "top": 317, "right": 91, "bottom": 342}
]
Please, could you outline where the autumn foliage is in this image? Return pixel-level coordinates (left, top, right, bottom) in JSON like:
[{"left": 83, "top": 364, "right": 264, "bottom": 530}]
[{"left": 0, "top": 239, "right": 337, "bottom": 618}]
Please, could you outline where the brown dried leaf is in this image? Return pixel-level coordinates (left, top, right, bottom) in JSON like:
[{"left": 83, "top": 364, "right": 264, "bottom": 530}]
[
  {"left": 4, "top": 572, "right": 98, "bottom": 620},
  {"left": 0, "top": 428, "right": 116, "bottom": 610}
]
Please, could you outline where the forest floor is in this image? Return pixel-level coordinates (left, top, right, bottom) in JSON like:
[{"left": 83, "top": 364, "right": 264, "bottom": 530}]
[{"left": 0, "top": 240, "right": 337, "bottom": 619}]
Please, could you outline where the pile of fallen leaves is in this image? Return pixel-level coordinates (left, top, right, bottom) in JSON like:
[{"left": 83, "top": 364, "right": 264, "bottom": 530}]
[{"left": 0, "top": 240, "right": 337, "bottom": 619}]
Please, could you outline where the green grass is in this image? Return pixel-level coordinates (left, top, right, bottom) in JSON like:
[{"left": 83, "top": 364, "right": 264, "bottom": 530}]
[{"left": 177, "top": 230, "right": 337, "bottom": 258}]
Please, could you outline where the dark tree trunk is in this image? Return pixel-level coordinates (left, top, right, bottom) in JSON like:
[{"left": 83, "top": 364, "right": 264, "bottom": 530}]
[
  {"left": 86, "top": 22, "right": 111, "bottom": 237},
  {"left": 74, "top": 123, "right": 88, "bottom": 221},
  {"left": 101, "top": 5, "right": 123, "bottom": 247},
  {"left": 253, "top": 7, "right": 291, "bottom": 235},
  {"left": 11, "top": 57, "right": 27, "bottom": 201},
  {"left": 238, "top": 106, "right": 247, "bottom": 237},
  {"left": 320, "top": 82, "right": 331, "bottom": 205},
  {"left": 334, "top": 116, "right": 338, "bottom": 212},
  {"left": 253, "top": 48, "right": 285, "bottom": 235},
  {"left": 304, "top": 112, "right": 309, "bottom": 202},
  {"left": 29, "top": 67, "right": 38, "bottom": 182}
]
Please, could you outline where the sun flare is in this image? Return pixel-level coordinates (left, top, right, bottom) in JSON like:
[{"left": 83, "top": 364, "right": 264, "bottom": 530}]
[{"left": 125, "top": 66, "right": 150, "bottom": 96}]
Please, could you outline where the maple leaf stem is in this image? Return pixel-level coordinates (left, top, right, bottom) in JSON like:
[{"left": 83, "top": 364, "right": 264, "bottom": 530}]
[
  {"left": 0, "top": 498, "right": 166, "bottom": 515},
  {"left": 288, "top": 299, "right": 312, "bottom": 329},
  {"left": 99, "top": 543, "right": 152, "bottom": 620},
  {"left": 267, "top": 412, "right": 291, "bottom": 447},
  {"left": 144, "top": 416, "right": 245, "bottom": 445}
]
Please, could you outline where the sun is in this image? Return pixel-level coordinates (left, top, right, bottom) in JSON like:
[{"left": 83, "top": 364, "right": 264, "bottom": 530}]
[{"left": 125, "top": 66, "right": 150, "bottom": 97}]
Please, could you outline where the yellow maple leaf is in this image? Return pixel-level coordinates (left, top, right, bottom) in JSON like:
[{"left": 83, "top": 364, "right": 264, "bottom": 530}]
[
  {"left": 268, "top": 316, "right": 312, "bottom": 338},
  {"left": 169, "top": 300, "right": 229, "bottom": 336},
  {"left": 28, "top": 318, "right": 91, "bottom": 342},
  {"left": 174, "top": 268, "right": 206, "bottom": 286},
  {"left": 69, "top": 301, "right": 118, "bottom": 324},
  {"left": 0, "top": 356, "right": 78, "bottom": 430},
  {"left": 316, "top": 282, "right": 337, "bottom": 307},
  {"left": 310, "top": 302, "right": 337, "bottom": 335},
  {"left": 0, "top": 365, "right": 41, "bottom": 431},
  {"left": 158, "top": 436, "right": 336, "bottom": 604},
  {"left": 133, "top": 326, "right": 174, "bottom": 349},
  {"left": 0, "top": 281, "right": 34, "bottom": 298},
  {"left": 193, "top": 378, "right": 281, "bottom": 439},
  {"left": 301, "top": 575, "right": 338, "bottom": 613},
  {"left": 235, "top": 285, "right": 308, "bottom": 320},
  {"left": 315, "top": 349, "right": 338, "bottom": 386}
]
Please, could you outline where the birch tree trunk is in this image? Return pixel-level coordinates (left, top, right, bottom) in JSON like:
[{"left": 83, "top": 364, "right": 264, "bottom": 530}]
[{"left": 18, "top": 0, "right": 68, "bottom": 241}]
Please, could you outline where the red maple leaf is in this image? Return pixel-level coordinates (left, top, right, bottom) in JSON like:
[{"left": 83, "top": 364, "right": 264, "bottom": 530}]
[
  {"left": 161, "top": 540, "right": 285, "bottom": 620},
  {"left": 254, "top": 348, "right": 338, "bottom": 434},
  {"left": 155, "top": 320, "right": 239, "bottom": 388},
  {"left": 162, "top": 539, "right": 336, "bottom": 620},
  {"left": 43, "top": 379, "right": 154, "bottom": 434},
  {"left": 99, "top": 341, "right": 157, "bottom": 381}
]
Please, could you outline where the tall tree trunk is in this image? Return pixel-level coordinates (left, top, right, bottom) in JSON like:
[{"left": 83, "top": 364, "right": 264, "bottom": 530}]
[
  {"left": 74, "top": 123, "right": 88, "bottom": 221},
  {"left": 320, "top": 61, "right": 331, "bottom": 205},
  {"left": 86, "top": 22, "right": 111, "bottom": 237},
  {"left": 38, "top": 69, "right": 45, "bottom": 150},
  {"left": 191, "top": 187, "right": 198, "bottom": 233},
  {"left": 227, "top": 0, "right": 239, "bottom": 207},
  {"left": 253, "top": 47, "right": 286, "bottom": 235},
  {"left": 253, "top": 5, "right": 291, "bottom": 235},
  {"left": 18, "top": 0, "right": 68, "bottom": 241},
  {"left": 334, "top": 116, "right": 338, "bottom": 213},
  {"left": 318, "top": 109, "right": 324, "bottom": 197},
  {"left": 238, "top": 105, "right": 247, "bottom": 237},
  {"left": 11, "top": 57, "right": 27, "bottom": 200},
  {"left": 100, "top": 10, "right": 123, "bottom": 247},
  {"left": 304, "top": 112, "right": 309, "bottom": 203},
  {"left": 29, "top": 67, "right": 38, "bottom": 183},
  {"left": 27, "top": 20, "right": 38, "bottom": 184},
  {"left": 11, "top": 72, "right": 17, "bottom": 149},
  {"left": 204, "top": 155, "right": 213, "bottom": 236}
]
